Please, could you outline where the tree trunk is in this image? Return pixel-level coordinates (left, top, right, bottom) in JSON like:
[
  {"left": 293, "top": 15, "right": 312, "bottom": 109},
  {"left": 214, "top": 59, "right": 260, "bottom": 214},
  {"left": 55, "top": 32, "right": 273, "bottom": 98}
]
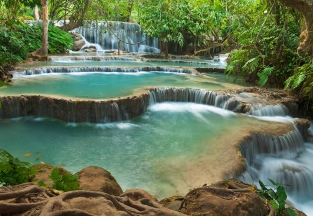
[
  {"left": 277, "top": 0, "right": 313, "bottom": 57},
  {"left": 34, "top": 5, "right": 39, "bottom": 20},
  {"left": 165, "top": 42, "right": 169, "bottom": 59},
  {"left": 32, "top": 0, "right": 49, "bottom": 60}
]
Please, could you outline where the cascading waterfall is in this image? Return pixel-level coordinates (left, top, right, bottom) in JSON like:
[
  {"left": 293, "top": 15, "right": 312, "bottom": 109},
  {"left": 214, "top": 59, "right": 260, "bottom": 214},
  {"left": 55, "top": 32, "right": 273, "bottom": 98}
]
[
  {"left": 148, "top": 88, "right": 234, "bottom": 109},
  {"left": 249, "top": 104, "right": 289, "bottom": 116},
  {"left": 78, "top": 34, "right": 104, "bottom": 52},
  {"left": 16, "top": 67, "right": 195, "bottom": 76},
  {"left": 149, "top": 87, "right": 313, "bottom": 213},
  {"left": 237, "top": 113, "right": 313, "bottom": 212},
  {"left": 73, "top": 21, "right": 159, "bottom": 53}
]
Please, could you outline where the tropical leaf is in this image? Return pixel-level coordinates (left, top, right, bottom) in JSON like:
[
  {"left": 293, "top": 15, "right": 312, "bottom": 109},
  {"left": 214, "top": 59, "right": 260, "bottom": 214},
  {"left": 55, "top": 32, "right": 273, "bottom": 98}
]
[{"left": 258, "top": 66, "right": 274, "bottom": 86}]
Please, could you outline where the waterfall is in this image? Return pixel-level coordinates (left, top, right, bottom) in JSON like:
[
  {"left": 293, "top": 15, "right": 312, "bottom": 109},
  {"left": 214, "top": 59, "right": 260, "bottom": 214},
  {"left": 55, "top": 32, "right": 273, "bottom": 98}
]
[
  {"left": 239, "top": 130, "right": 305, "bottom": 165},
  {"left": 73, "top": 21, "right": 159, "bottom": 53},
  {"left": 237, "top": 124, "right": 313, "bottom": 209},
  {"left": 148, "top": 88, "right": 242, "bottom": 111},
  {"left": 49, "top": 56, "right": 136, "bottom": 62},
  {"left": 112, "top": 102, "right": 122, "bottom": 122},
  {"left": 78, "top": 34, "right": 104, "bottom": 52},
  {"left": 16, "top": 67, "right": 195, "bottom": 76},
  {"left": 249, "top": 104, "right": 289, "bottom": 116}
]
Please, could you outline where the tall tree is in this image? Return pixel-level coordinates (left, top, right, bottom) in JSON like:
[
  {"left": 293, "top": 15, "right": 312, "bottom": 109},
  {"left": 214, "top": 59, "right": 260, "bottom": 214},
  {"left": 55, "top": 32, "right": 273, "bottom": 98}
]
[
  {"left": 32, "top": 0, "right": 48, "bottom": 58},
  {"left": 277, "top": 0, "right": 313, "bottom": 58}
]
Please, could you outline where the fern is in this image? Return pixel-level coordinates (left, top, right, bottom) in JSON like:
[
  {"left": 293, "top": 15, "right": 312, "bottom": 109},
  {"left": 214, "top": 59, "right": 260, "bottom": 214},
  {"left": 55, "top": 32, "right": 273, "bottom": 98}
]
[
  {"left": 258, "top": 66, "right": 274, "bottom": 86},
  {"left": 242, "top": 56, "right": 260, "bottom": 72}
]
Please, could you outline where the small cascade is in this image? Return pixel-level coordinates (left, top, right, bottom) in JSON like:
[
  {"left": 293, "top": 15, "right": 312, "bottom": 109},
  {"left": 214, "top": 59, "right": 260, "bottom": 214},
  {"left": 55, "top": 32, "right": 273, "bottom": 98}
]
[
  {"left": 17, "top": 67, "right": 195, "bottom": 76},
  {"left": 239, "top": 130, "right": 305, "bottom": 165},
  {"left": 258, "top": 158, "right": 313, "bottom": 201},
  {"left": 138, "top": 45, "right": 160, "bottom": 54},
  {"left": 49, "top": 56, "right": 136, "bottom": 62},
  {"left": 78, "top": 35, "right": 104, "bottom": 52},
  {"left": 148, "top": 88, "right": 240, "bottom": 110},
  {"left": 249, "top": 104, "right": 289, "bottom": 116},
  {"left": 237, "top": 124, "right": 313, "bottom": 208},
  {"left": 112, "top": 102, "right": 122, "bottom": 122},
  {"left": 74, "top": 21, "right": 159, "bottom": 53}
]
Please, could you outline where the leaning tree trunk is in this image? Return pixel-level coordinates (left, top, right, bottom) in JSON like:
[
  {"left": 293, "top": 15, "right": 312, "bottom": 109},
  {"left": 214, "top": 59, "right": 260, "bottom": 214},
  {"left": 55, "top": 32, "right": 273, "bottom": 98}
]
[
  {"left": 277, "top": 0, "right": 313, "bottom": 58},
  {"left": 32, "top": 0, "right": 49, "bottom": 60}
]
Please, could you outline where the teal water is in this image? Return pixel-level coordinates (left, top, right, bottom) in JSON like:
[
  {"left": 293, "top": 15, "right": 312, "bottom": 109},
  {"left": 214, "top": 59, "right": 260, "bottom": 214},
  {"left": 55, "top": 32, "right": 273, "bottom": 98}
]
[
  {"left": 0, "top": 103, "right": 252, "bottom": 198},
  {"left": 0, "top": 72, "right": 244, "bottom": 99}
]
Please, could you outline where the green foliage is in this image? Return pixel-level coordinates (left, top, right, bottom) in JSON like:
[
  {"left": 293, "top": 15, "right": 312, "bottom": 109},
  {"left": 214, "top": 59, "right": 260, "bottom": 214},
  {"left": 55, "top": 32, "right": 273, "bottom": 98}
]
[
  {"left": 0, "top": 23, "right": 72, "bottom": 67},
  {"left": 257, "top": 179, "right": 296, "bottom": 216},
  {"left": 226, "top": 1, "right": 303, "bottom": 87},
  {"left": 0, "top": 26, "right": 28, "bottom": 64},
  {"left": 0, "top": 0, "right": 40, "bottom": 28},
  {"left": 48, "top": 25, "right": 73, "bottom": 53},
  {"left": 138, "top": 0, "right": 228, "bottom": 51},
  {"left": 258, "top": 66, "right": 275, "bottom": 86},
  {"left": 285, "top": 63, "right": 313, "bottom": 99},
  {"left": 49, "top": 168, "right": 80, "bottom": 192},
  {"left": 0, "top": 149, "right": 37, "bottom": 186}
]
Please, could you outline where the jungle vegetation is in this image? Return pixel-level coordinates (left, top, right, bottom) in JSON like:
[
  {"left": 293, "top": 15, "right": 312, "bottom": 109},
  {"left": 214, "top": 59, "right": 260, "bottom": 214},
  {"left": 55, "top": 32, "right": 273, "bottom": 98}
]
[{"left": 0, "top": 0, "right": 312, "bottom": 113}]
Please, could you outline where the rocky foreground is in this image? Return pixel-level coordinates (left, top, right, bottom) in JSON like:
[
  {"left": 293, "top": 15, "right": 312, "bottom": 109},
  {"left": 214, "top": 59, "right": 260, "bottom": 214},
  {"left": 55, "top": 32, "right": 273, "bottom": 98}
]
[{"left": 0, "top": 166, "right": 306, "bottom": 216}]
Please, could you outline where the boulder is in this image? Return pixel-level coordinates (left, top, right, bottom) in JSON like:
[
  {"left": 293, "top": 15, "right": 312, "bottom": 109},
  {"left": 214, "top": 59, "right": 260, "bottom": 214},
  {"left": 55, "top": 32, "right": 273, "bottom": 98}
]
[
  {"left": 77, "top": 166, "right": 123, "bottom": 196},
  {"left": 294, "top": 118, "right": 311, "bottom": 139},
  {"left": 182, "top": 179, "right": 269, "bottom": 216},
  {"left": 70, "top": 32, "right": 86, "bottom": 51},
  {"left": 159, "top": 196, "right": 185, "bottom": 213}
]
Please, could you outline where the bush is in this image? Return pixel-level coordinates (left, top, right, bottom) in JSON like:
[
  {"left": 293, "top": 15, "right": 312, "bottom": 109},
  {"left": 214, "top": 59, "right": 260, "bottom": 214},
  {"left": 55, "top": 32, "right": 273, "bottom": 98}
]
[
  {"left": 0, "top": 149, "right": 37, "bottom": 186},
  {"left": 0, "top": 23, "right": 73, "bottom": 67},
  {"left": 48, "top": 168, "right": 80, "bottom": 192},
  {"left": 257, "top": 179, "right": 296, "bottom": 216}
]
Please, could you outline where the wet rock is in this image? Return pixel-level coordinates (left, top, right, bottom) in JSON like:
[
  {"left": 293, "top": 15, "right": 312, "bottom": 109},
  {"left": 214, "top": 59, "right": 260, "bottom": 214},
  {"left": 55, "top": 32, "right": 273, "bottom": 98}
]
[
  {"left": 182, "top": 179, "right": 269, "bottom": 216},
  {"left": 70, "top": 32, "right": 86, "bottom": 51},
  {"left": 77, "top": 166, "right": 123, "bottom": 196},
  {"left": 120, "top": 189, "right": 157, "bottom": 201},
  {"left": 159, "top": 196, "right": 185, "bottom": 213},
  {"left": 294, "top": 118, "right": 311, "bottom": 140}
]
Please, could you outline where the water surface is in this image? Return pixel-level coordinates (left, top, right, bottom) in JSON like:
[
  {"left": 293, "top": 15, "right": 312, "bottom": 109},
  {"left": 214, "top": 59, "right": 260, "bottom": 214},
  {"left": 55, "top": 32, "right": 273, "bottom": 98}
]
[
  {"left": 0, "top": 72, "right": 245, "bottom": 99},
  {"left": 0, "top": 103, "right": 254, "bottom": 198}
]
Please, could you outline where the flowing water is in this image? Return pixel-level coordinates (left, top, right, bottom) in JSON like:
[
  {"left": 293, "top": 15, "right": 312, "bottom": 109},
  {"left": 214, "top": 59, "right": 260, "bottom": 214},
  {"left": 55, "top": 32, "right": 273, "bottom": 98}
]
[{"left": 73, "top": 21, "right": 158, "bottom": 53}]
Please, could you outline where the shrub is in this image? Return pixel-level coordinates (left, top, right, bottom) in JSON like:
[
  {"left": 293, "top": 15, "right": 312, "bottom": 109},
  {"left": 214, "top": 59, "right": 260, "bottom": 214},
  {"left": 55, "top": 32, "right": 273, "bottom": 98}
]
[
  {"left": 48, "top": 168, "right": 80, "bottom": 192},
  {"left": 0, "top": 149, "right": 37, "bottom": 186},
  {"left": 257, "top": 179, "right": 296, "bottom": 216}
]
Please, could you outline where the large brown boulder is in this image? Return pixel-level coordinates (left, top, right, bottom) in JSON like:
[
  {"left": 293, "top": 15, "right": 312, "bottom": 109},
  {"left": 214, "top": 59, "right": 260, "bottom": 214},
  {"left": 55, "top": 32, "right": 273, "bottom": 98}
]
[
  {"left": 182, "top": 179, "right": 269, "bottom": 216},
  {"left": 70, "top": 32, "right": 86, "bottom": 51},
  {"left": 77, "top": 166, "right": 123, "bottom": 196}
]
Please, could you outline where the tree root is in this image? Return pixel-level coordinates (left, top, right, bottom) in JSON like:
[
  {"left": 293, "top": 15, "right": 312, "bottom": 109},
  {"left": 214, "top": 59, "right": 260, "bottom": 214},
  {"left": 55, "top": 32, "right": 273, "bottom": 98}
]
[
  {"left": 0, "top": 185, "right": 49, "bottom": 200},
  {"left": 0, "top": 201, "right": 47, "bottom": 214}
]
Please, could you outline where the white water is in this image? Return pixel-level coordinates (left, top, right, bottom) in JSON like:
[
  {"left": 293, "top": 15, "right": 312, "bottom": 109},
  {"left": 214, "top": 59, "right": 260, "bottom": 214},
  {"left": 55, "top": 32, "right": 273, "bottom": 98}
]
[
  {"left": 238, "top": 113, "right": 313, "bottom": 215},
  {"left": 74, "top": 21, "right": 159, "bottom": 53}
]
